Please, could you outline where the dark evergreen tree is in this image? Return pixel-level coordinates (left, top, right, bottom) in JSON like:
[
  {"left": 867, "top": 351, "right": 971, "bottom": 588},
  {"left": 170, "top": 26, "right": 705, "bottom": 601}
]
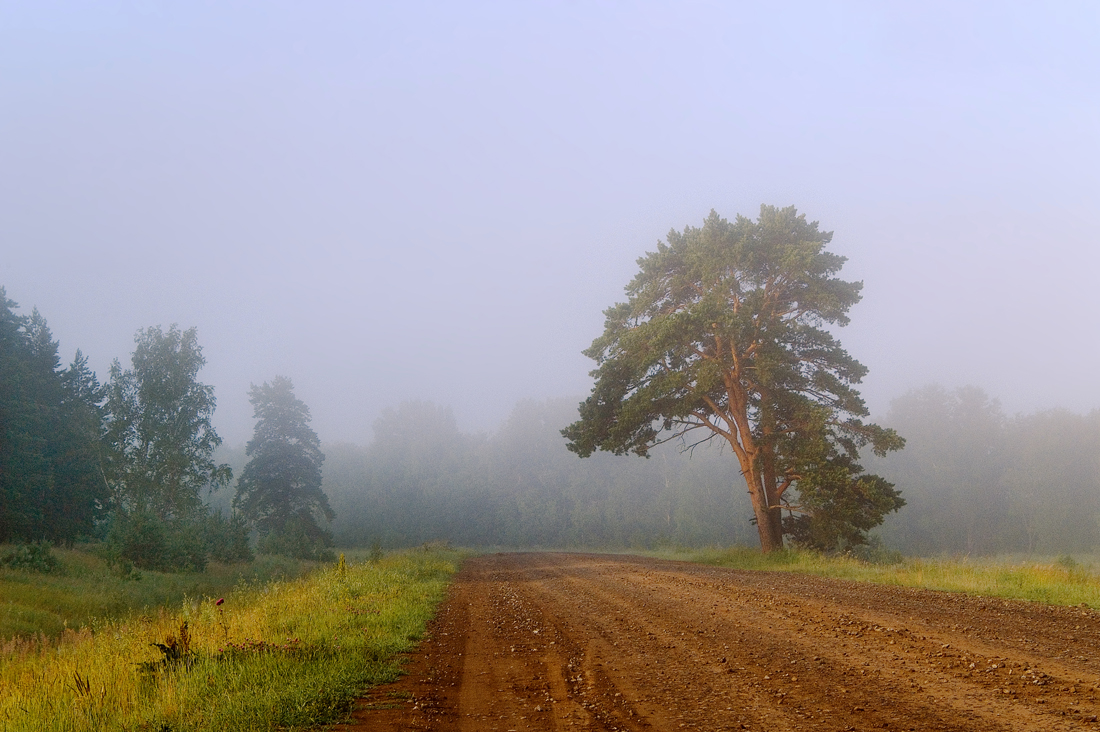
[
  {"left": 48, "top": 349, "right": 108, "bottom": 542},
  {"left": 0, "top": 289, "right": 107, "bottom": 543},
  {"left": 234, "top": 376, "right": 333, "bottom": 559}
]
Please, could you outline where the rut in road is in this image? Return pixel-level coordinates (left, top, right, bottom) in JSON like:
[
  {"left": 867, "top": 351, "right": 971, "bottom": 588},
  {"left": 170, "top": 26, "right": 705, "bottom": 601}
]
[{"left": 337, "top": 553, "right": 1100, "bottom": 731}]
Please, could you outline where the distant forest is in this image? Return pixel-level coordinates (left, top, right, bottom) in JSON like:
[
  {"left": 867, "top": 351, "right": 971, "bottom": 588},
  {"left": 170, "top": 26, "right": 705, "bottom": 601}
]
[
  {"left": 313, "top": 394, "right": 1100, "bottom": 556},
  {"left": 214, "top": 393, "right": 1100, "bottom": 557},
  {"left": 6, "top": 288, "right": 1100, "bottom": 559}
]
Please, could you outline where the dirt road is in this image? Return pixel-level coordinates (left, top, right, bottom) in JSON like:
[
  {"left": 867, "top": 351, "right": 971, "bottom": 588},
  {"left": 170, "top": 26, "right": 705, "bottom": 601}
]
[{"left": 337, "top": 553, "right": 1100, "bottom": 731}]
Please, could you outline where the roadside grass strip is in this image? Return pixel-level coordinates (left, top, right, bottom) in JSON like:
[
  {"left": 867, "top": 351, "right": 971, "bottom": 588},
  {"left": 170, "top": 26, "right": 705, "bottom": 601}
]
[
  {"left": 0, "top": 548, "right": 462, "bottom": 732},
  {"left": 676, "top": 546, "right": 1100, "bottom": 608},
  {"left": 0, "top": 547, "right": 315, "bottom": 640}
]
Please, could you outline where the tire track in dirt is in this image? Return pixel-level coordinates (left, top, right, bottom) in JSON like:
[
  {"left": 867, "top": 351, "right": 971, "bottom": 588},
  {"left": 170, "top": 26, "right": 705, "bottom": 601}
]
[{"left": 335, "top": 553, "right": 1100, "bottom": 731}]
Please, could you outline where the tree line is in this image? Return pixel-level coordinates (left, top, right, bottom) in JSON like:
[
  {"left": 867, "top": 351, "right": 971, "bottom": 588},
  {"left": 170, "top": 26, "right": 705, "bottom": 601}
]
[
  {"left": 0, "top": 290, "right": 104, "bottom": 543},
  {"left": 0, "top": 287, "right": 332, "bottom": 571},
  {"left": 323, "top": 398, "right": 762, "bottom": 550},
  {"left": 6, "top": 205, "right": 905, "bottom": 560},
  {"left": 8, "top": 281, "right": 1098, "bottom": 560},
  {"left": 321, "top": 391, "right": 1100, "bottom": 557},
  {"left": 871, "top": 385, "right": 1100, "bottom": 556},
  {"left": 9, "top": 205, "right": 1094, "bottom": 562}
]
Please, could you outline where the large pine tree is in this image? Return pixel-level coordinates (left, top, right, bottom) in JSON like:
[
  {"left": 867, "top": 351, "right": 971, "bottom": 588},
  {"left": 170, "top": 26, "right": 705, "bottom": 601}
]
[{"left": 563, "top": 207, "right": 904, "bottom": 552}]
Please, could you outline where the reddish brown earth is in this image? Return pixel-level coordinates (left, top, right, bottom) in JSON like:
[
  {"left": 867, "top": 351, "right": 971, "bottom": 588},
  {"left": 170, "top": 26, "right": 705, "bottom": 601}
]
[{"left": 334, "top": 553, "right": 1100, "bottom": 731}]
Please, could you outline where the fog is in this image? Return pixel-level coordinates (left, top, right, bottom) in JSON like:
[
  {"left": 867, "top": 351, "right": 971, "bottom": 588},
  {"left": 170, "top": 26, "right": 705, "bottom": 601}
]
[{"left": 3, "top": 3, "right": 1098, "bottom": 446}]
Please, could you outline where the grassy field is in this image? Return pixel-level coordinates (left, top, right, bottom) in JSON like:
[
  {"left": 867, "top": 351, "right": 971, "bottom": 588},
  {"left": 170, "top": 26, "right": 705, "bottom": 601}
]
[
  {"left": 7, "top": 541, "right": 1098, "bottom": 731},
  {"left": 0, "top": 545, "right": 319, "bottom": 640},
  {"left": 666, "top": 545, "right": 1100, "bottom": 607},
  {"left": 0, "top": 546, "right": 463, "bottom": 732}
]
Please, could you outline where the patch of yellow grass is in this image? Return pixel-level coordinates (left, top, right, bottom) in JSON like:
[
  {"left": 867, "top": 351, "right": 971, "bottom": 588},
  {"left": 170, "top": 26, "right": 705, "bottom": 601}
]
[
  {"left": 0, "top": 547, "right": 464, "bottom": 732},
  {"left": 0, "top": 546, "right": 315, "bottom": 640},
  {"left": 665, "top": 546, "right": 1100, "bottom": 608}
]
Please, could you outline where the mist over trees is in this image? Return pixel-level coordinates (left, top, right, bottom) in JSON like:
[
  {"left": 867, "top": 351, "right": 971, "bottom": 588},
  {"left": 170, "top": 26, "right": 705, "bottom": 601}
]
[
  {"left": 327, "top": 398, "right": 762, "bottom": 549},
  {"left": 0, "top": 294, "right": 250, "bottom": 570},
  {"left": 325, "top": 388, "right": 1100, "bottom": 558},
  {"left": 5, "top": 284, "right": 1100, "bottom": 561},
  {"left": 101, "top": 325, "right": 249, "bottom": 571},
  {"left": 103, "top": 326, "right": 231, "bottom": 521},
  {"left": 870, "top": 385, "right": 1100, "bottom": 556}
]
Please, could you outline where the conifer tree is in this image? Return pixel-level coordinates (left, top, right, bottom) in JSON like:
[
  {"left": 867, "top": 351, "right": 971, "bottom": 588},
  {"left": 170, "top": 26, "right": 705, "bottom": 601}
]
[
  {"left": 564, "top": 206, "right": 905, "bottom": 552},
  {"left": 235, "top": 376, "right": 333, "bottom": 559}
]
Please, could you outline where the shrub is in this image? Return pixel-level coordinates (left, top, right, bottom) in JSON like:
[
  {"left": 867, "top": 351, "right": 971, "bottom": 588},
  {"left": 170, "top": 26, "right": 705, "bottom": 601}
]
[
  {"left": 204, "top": 511, "right": 254, "bottom": 564},
  {"left": 104, "top": 508, "right": 256, "bottom": 572},
  {"left": 0, "top": 541, "right": 63, "bottom": 574},
  {"left": 104, "top": 510, "right": 208, "bottom": 573},
  {"left": 848, "top": 534, "right": 904, "bottom": 565},
  {"left": 257, "top": 515, "right": 335, "bottom": 562}
]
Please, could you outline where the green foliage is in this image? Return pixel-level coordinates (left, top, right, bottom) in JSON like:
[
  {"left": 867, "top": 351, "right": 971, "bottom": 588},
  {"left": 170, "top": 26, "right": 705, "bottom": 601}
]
[
  {"left": 103, "top": 509, "right": 210, "bottom": 573},
  {"left": 235, "top": 376, "right": 334, "bottom": 559},
  {"left": 563, "top": 207, "right": 904, "bottom": 550},
  {"left": 0, "top": 541, "right": 62, "bottom": 574},
  {"left": 1057, "top": 554, "right": 1078, "bottom": 570},
  {"left": 102, "top": 509, "right": 253, "bottom": 574},
  {"left": 96, "top": 326, "right": 244, "bottom": 572},
  {"left": 0, "top": 288, "right": 107, "bottom": 544},
  {"left": 256, "top": 515, "right": 335, "bottom": 562},
  {"left": 103, "top": 325, "right": 231, "bottom": 520},
  {"left": 783, "top": 459, "right": 905, "bottom": 552},
  {"left": 204, "top": 510, "right": 254, "bottom": 564}
]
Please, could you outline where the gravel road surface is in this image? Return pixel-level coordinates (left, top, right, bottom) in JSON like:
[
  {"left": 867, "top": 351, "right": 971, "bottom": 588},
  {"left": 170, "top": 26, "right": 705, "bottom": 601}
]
[{"left": 336, "top": 552, "right": 1100, "bottom": 731}]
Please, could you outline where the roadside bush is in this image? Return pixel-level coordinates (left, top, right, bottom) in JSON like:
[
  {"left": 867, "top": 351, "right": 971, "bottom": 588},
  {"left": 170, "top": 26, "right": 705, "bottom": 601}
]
[
  {"left": 103, "top": 510, "right": 208, "bottom": 573},
  {"left": 0, "top": 541, "right": 63, "bottom": 574},
  {"left": 204, "top": 511, "right": 254, "bottom": 563},
  {"left": 848, "top": 535, "right": 904, "bottom": 565},
  {"left": 1056, "top": 554, "right": 1078, "bottom": 570},
  {"left": 257, "top": 515, "right": 335, "bottom": 562},
  {"left": 104, "top": 508, "right": 256, "bottom": 572}
]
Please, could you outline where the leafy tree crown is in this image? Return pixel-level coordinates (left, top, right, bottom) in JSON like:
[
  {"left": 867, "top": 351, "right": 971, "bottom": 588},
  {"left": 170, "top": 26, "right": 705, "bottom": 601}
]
[{"left": 563, "top": 206, "right": 904, "bottom": 551}]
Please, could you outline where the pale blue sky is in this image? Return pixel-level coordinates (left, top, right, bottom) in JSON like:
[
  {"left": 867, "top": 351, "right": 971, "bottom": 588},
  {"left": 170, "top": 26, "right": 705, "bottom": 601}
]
[{"left": 2, "top": 2, "right": 1098, "bottom": 443}]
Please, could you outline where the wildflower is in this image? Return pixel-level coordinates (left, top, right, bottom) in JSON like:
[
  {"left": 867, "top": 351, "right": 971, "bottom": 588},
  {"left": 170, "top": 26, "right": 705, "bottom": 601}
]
[{"left": 215, "top": 598, "right": 225, "bottom": 606}]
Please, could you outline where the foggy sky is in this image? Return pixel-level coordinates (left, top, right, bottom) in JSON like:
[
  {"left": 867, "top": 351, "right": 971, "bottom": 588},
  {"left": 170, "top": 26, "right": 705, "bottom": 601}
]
[{"left": 2, "top": 2, "right": 1098, "bottom": 446}]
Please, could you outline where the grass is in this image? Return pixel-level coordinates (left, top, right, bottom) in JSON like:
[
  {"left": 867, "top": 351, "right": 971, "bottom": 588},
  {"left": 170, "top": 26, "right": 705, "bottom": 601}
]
[
  {"left": 661, "top": 545, "right": 1100, "bottom": 608},
  {"left": 0, "top": 545, "right": 316, "bottom": 640},
  {"left": 0, "top": 546, "right": 464, "bottom": 732}
]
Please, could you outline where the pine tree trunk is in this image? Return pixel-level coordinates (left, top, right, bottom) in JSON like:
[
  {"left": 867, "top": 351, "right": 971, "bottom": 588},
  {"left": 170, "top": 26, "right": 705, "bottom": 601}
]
[{"left": 746, "top": 473, "right": 784, "bottom": 553}]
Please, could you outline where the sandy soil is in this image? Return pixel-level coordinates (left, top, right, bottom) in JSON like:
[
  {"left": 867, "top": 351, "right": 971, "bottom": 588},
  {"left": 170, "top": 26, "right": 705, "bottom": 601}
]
[{"left": 334, "top": 552, "right": 1100, "bottom": 731}]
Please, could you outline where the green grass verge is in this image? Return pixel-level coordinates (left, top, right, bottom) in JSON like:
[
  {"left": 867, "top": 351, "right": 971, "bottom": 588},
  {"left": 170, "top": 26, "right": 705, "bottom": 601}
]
[
  {"left": 0, "top": 545, "right": 316, "bottom": 639},
  {"left": 0, "top": 547, "right": 464, "bottom": 732},
  {"left": 660, "top": 545, "right": 1100, "bottom": 608}
]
